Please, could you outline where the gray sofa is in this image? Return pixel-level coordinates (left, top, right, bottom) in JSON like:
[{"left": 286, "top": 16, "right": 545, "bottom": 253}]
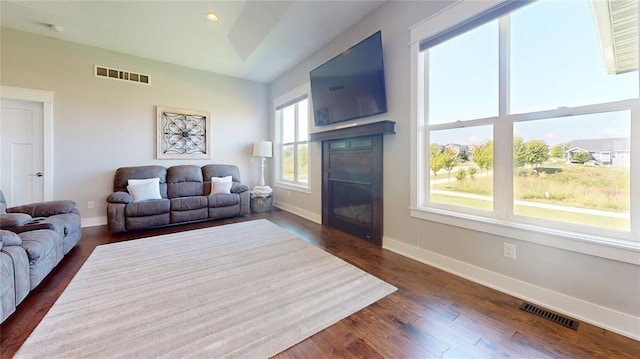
[
  {"left": 0, "top": 192, "right": 82, "bottom": 323},
  {"left": 106, "top": 164, "right": 250, "bottom": 233}
]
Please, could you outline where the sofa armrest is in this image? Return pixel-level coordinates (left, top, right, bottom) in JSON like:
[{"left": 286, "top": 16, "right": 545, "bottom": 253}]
[
  {"left": 107, "top": 191, "right": 134, "bottom": 204},
  {"left": 9, "top": 223, "right": 57, "bottom": 234},
  {"left": 0, "top": 229, "right": 22, "bottom": 249},
  {"left": 7, "top": 200, "right": 77, "bottom": 217},
  {"left": 231, "top": 184, "right": 249, "bottom": 194},
  {"left": 0, "top": 213, "right": 32, "bottom": 228}
]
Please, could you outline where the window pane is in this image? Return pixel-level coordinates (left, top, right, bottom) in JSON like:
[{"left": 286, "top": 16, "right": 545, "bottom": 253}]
[
  {"left": 429, "top": 126, "right": 493, "bottom": 210},
  {"left": 513, "top": 111, "right": 630, "bottom": 231},
  {"left": 297, "top": 143, "right": 308, "bottom": 184},
  {"left": 281, "top": 145, "right": 294, "bottom": 181},
  {"left": 298, "top": 99, "right": 308, "bottom": 141},
  {"left": 510, "top": 1, "right": 639, "bottom": 114},
  {"left": 282, "top": 105, "right": 295, "bottom": 143},
  {"left": 428, "top": 20, "right": 499, "bottom": 124}
]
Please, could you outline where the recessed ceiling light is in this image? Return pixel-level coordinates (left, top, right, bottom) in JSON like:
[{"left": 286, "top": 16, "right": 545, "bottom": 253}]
[{"left": 206, "top": 12, "right": 218, "bottom": 23}]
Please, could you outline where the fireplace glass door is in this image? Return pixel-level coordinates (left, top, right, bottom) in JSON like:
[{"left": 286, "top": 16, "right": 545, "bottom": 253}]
[{"left": 322, "top": 135, "right": 383, "bottom": 245}]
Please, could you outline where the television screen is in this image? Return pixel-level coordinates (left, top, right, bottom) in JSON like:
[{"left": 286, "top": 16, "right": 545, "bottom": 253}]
[{"left": 310, "top": 31, "right": 387, "bottom": 126}]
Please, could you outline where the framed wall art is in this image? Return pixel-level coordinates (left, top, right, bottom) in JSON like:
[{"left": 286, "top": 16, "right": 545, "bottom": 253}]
[{"left": 156, "top": 106, "right": 211, "bottom": 159}]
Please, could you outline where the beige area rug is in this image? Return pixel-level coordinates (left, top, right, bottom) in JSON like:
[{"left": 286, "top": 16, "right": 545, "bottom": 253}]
[{"left": 16, "top": 219, "right": 396, "bottom": 358}]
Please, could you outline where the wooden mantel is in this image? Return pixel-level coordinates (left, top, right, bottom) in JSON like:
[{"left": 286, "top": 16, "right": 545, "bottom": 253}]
[{"left": 309, "top": 120, "right": 395, "bottom": 142}]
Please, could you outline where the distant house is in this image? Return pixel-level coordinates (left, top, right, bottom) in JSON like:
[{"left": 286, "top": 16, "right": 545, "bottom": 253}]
[
  {"left": 444, "top": 143, "right": 470, "bottom": 160},
  {"left": 566, "top": 137, "right": 630, "bottom": 167}
]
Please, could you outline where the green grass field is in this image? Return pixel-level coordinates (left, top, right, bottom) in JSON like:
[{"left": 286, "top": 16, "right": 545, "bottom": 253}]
[{"left": 431, "top": 163, "right": 630, "bottom": 230}]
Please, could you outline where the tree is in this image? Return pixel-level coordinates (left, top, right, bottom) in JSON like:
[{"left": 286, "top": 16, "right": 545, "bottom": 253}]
[
  {"left": 572, "top": 150, "right": 591, "bottom": 164},
  {"left": 430, "top": 144, "right": 445, "bottom": 177},
  {"left": 298, "top": 145, "right": 308, "bottom": 176},
  {"left": 456, "top": 169, "right": 467, "bottom": 182},
  {"left": 468, "top": 166, "right": 478, "bottom": 179},
  {"left": 472, "top": 140, "right": 493, "bottom": 174},
  {"left": 513, "top": 136, "right": 526, "bottom": 168},
  {"left": 550, "top": 142, "right": 570, "bottom": 159},
  {"left": 442, "top": 147, "right": 459, "bottom": 182},
  {"left": 523, "top": 139, "right": 549, "bottom": 167}
]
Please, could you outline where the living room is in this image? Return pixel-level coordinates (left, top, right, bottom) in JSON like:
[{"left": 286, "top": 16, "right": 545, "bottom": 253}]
[{"left": 1, "top": 0, "right": 639, "bottom": 357}]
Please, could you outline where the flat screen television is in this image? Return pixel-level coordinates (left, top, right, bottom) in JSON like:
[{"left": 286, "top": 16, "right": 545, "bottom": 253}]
[{"left": 310, "top": 31, "right": 387, "bottom": 127}]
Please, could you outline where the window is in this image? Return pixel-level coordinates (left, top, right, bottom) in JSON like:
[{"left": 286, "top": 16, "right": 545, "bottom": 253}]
[
  {"left": 412, "top": 0, "right": 639, "bottom": 251},
  {"left": 275, "top": 92, "right": 309, "bottom": 188}
]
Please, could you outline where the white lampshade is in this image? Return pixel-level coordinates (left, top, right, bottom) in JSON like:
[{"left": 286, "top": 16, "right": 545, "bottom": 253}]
[{"left": 252, "top": 140, "right": 272, "bottom": 158}]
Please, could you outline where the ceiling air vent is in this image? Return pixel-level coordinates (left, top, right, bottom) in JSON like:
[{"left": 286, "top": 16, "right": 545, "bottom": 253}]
[
  {"left": 94, "top": 65, "right": 150, "bottom": 85},
  {"left": 520, "top": 302, "right": 579, "bottom": 330}
]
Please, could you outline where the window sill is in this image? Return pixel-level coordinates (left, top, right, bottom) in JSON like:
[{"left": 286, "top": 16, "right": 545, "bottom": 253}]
[
  {"left": 275, "top": 182, "right": 311, "bottom": 195},
  {"left": 410, "top": 207, "right": 640, "bottom": 265}
]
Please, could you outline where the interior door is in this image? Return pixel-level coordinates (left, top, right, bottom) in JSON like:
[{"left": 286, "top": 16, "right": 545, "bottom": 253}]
[{"left": 0, "top": 98, "right": 44, "bottom": 206}]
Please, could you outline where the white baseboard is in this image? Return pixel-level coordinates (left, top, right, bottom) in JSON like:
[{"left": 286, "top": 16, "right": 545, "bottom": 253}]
[
  {"left": 81, "top": 216, "right": 107, "bottom": 228},
  {"left": 272, "top": 201, "right": 321, "bottom": 224},
  {"left": 383, "top": 236, "right": 640, "bottom": 341}
]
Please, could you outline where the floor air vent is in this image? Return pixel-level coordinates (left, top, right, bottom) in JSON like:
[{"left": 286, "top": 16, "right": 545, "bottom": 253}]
[{"left": 520, "top": 302, "right": 579, "bottom": 330}]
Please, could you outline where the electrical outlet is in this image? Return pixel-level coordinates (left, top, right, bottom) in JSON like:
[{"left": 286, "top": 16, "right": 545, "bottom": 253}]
[
  {"left": 87, "top": 201, "right": 94, "bottom": 209},
  {"left": 503, "top": 243, "right": 516, "bottom": 259}
]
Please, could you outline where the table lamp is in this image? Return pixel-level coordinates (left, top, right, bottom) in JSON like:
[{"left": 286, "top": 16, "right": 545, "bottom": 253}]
[{"left": 252, "top": 140, "right": 272, "bottom": 193}]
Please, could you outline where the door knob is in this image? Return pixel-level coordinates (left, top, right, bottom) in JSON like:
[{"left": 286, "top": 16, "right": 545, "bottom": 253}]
[{"left": 29, "top": 172, "right": 44, "bottom": 177}]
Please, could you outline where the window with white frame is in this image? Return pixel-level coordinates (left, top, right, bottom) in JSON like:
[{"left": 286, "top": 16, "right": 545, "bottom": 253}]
[
  {"left": 413, "top": 0, "right": 639, "bottom": 244},
  {"left": 275, "top": 94, "right": 309, "bottom": 188}
]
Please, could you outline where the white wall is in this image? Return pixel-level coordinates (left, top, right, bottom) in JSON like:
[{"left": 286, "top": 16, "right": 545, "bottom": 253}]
[
  {"left": 1, "top": 28, "right": 269, "bottom": 224},
  {"left": 268, "top": 1, "right": 640, "bottom": 340}
]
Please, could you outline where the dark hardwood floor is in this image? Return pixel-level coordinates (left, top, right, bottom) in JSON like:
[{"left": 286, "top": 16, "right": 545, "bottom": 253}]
[{"left": 1, "top": 209, "right": 638, "bottom": 358}]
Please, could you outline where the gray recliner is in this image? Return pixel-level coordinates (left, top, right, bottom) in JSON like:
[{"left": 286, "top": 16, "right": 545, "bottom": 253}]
[
  {"left": 0, "top": 191, "right": 81, "bottom": 255},
  {"left": 0, "top": 191, "right": 82, "bottom": 323}
]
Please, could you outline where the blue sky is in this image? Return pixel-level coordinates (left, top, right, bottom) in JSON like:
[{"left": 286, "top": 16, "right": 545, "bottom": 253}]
[{"left": 428, "top": 0, "right": 637, "bottom": 147}]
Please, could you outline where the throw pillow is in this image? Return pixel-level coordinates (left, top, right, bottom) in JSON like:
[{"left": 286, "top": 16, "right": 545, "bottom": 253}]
[
  {"left": 127, "top": 179, "right": 162, "bottom": 202},
  {"left": 128, "top": 178, "right": 159, "bottom": 186},
  {"left": 211, "top": 176, "right": 233, "bottom": 195}
]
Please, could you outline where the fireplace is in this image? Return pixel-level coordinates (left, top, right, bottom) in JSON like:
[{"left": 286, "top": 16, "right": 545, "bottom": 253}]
[
  {"left": 329, "top": 180, "right": 374, "bottom": 240},
  {"left": 311, "top": 121, "right": 395, "bottom": 246}
]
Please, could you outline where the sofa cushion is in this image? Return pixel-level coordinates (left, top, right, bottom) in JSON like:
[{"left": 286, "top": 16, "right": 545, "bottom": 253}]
[
  {"left": 0, "top": 213, "right": 32, "bottom": 229},
  {"left": 207, "top": 193, "right": 240, "bottom": 208},
  {"left": 0, "top": 251, "right": 16, "bottom": 322},
  {"left": 19, "top": 229, "right": 61, "bottom": 264},
  {"left": 208, "top": 205, "right": 240, "bottom": 220},
  {"left": 126, "top": 214, "right": 170, "bottom": 230},
  {"left": 167, "top": 165, "right": 204, "bottom": 198},
  {"left": 202, "top": 164, "right": 241, "bottom": 182},
  {"left": 1, "top": 245, "right": 30, "bottom": 306},
  {"left": 42, "top": 213, "right": 82, "bottom": 236},
  {"left": 202, "top": 165, "right": 242, "bottom": 195},
  {"left": 125, "top": 199, "right": 170, "bottom": 217},
  {"left": 170, "top": 196, "right": 208, "bottom": 211},
  {"left": 113, "top": 166, "right": 168, "bottom": 198}
]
